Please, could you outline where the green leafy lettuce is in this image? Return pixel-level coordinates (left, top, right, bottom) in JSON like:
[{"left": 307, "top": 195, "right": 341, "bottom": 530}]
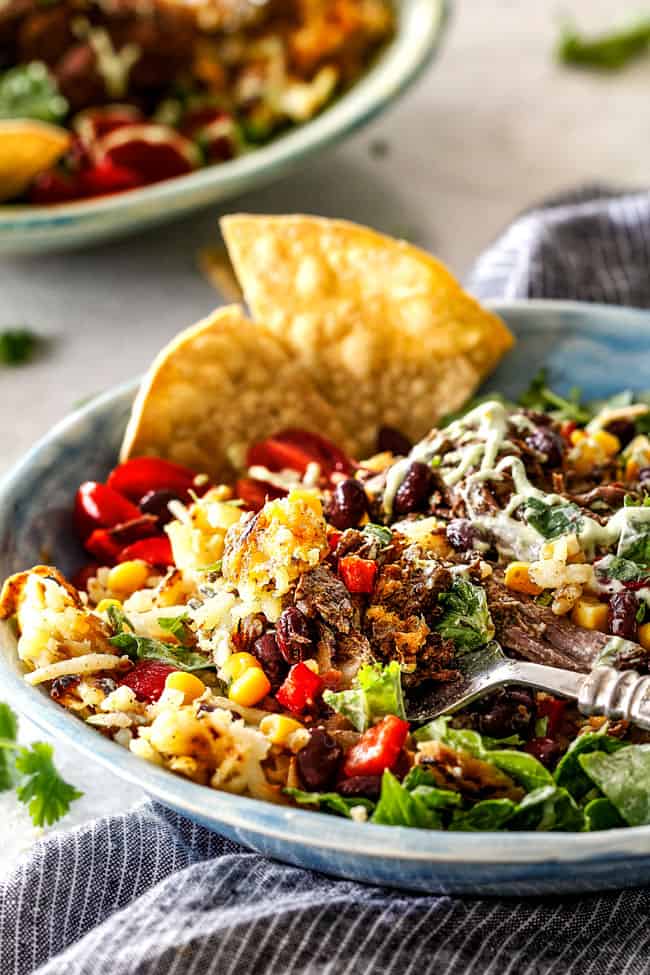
[
  {"left": 579, "top": 745, "right": 650, "bottom": 826},
  {"left": 554, "top": 728, "right": 626, "bottom": 800},
  {"left": 323, "top": 661, "right": 405, "bottom": 732},
  {"left": 371, "top": 769, "right": 462, "bottom": 829},
  {"left": 434, "top": 578, "right": 495, "bottom": 653},
  {"left": 285, "top": 788, "right": 375, "bottom": 819}
]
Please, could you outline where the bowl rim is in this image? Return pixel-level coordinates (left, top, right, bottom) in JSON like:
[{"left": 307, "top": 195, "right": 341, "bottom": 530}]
[
  {"left": 0, "top": 0, "right": 448, "bottom": 230},
  {"left": 4, "top": 297, "right": 650, "bottom": 865}
]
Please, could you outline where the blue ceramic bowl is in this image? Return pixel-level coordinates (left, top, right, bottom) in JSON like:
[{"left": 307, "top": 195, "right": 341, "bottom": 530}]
[
  {"left": 3, "top": 299, "right": 650, "bottom": 896},
  {"left": 0, "top": 0, "right": 447, "bottom": 256}
]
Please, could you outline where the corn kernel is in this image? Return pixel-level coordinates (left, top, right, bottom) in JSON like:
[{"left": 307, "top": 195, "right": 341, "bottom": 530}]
[
  {"left": 639, "top": 623, "right": 650, "bottom": 652},
  {"left": 572, "top": 442, "right": 600, "bottom": 476},
  {"left": 626, "top": 458, "right": 640, "bottom": 480},
  {"left": 570, "top": 597, "right": 609, "bottom": 632},
  {"left": 591, "top": 429, "right": 621, "bottom": 457},
  {"left": 228, "top": 667, "right": 271, "bottom": 707},
  {"left": 96, "top": 598, "right": 122, "bottom": 614},
  {"left": 570, "top": 429, "right": 587, "bottom": 445},
  {"left": 221, "top": 651, "right": 261, "bottom": 683},
  {"left": 504, "top": 561, "right": 543, "bottom": 596},
  {"left": 107, "top": 559, "right": 150, "bottom": 595},
  {"left": 165, "top": 671, "right": 206, "bottom": 704},
  {"left": 259, "top": 714, "right": 304, "bottom": 746}
]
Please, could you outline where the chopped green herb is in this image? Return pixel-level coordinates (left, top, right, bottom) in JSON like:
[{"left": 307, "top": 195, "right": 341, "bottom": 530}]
[
  {"left": 536, "top": 590, "right": 553, "bottom": 607},
  {"left": 523, "top": 497, "right": 583, "bottom": 540},
  {"left": 109, "top": 631, "right": 214, "bottom": 672},
  {"left": 0, "top": 329, "right": 38, "bottom": 366},
  {"left": 362, "top": 523, "right": 393, "bottom": 548},
  {"left": 596, "top": 556, "right": 650, "bottom": 583},
  {"left": 518, "top": 369, "right": 591, "bottom": 423},
  {"left": 106, "top": 604, "right": 134, "bottom": 636},
  {"left": 435, "top": 578, "right": 495, "bottom": 653},
  {"left": 199, "top": 560, "right": 223, "bottom": 574},
  {"left": 157, "top": 612, "right": 191, "bottom": 642},
  {"left": 558, "top": 18, "right": 650, "bottom": 71},
  {"left": 0, "top": 701, "right": 81, "bottom": 827}
]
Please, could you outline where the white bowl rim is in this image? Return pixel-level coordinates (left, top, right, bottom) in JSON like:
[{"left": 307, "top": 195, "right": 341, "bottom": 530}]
[
  {"left": 3, "top": 297, "right": 650, "bottom": 865},
  {"left": 0, "top": 0, "right": 448, "bottom": 230}
]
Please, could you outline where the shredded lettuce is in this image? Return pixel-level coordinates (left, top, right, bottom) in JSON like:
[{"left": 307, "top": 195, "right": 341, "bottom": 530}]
[
  {"left": 285, "top": 788, "right": 375, "bottom": 819},
  {"left": 434, "top": 578, "right": 495, "bottom": 653},
  {"left": 323, "top": 661, "right": 405, "bottom": 732}
]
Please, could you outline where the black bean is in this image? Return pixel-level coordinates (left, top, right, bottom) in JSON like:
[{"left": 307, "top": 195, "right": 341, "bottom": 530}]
[
  {"left": 446, "top": 518, "right": 475, "bottom": 553},
  {"left": 604, "top": 419, "right": 636, "bottom": 448},
  {"left": 608, "top": 591, "right": 639, "bottom": 641},
  {"left": 326, "top": 479, "right": 368, "bottom": 531},
  {"left": 275, "top": 607, "right": 314, "bottom": 664},
  {"left": 296, "top": 728, "right": 342, "bottom": 790},
  {"left": 337, "top": 774, "right": 382, "bottom": 800},
  {"left": 639, "top": 467, "right": 650, "bottom": 488},
  {"left": 393, "top": 462, "right": 435, "bottom": 515},
  {"left": 475, "top": 687, "right": 535, "bottom": 738},
  {"left": 524, "top": 737, "right": 562, "bottom": 769},
  {"left": 377, "top": 426, "right": 412, "bottom": 456},
  {"left": 525, "top": 427, "right": 565, "bottom": 468},
  {"left": 139, "top": 488, "right": 182, "bottom": 526},
  {"left": 252, "top": 633, "right": 287, "bottom": 691}
]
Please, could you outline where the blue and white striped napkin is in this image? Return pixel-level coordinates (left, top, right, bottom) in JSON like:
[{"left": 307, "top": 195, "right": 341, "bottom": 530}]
[{"left": 3, "top": 187, "right": 650, "bottom": 975}]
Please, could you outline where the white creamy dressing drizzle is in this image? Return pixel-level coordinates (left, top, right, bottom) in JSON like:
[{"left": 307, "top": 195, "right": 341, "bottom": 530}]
[{"left": 383, "top": 400, "right": 650, "bottom": 570}]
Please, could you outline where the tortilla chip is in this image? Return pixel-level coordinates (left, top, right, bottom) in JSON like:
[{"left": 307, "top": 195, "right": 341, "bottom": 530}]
[
  {"left": 0, "top": 120, "right": 70, "bottom": 202},
  {"left": 221, "top": 214, "right": 514, "bottom": 454},
  {"left": 120, "top": 305, "right": 350, "bottom": 481}
]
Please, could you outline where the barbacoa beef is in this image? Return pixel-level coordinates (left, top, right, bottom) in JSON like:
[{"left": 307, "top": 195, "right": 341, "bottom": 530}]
[
  {"left": 295, "top": 565, "right": 353, "bottom": 634},
  {"left": 486, "top": 573, "right": 650, "bottom": 673}
]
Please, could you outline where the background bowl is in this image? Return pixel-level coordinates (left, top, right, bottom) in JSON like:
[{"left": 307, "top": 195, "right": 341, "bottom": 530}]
[
  {"left": 0, "top": 0, "right": 447, "bottom": 256},
  {"left": 3, "top": 299, "right": 650, "bottom": 896}
]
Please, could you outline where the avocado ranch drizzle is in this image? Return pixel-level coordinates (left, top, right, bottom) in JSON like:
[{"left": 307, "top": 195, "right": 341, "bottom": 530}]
[{"left": 381, "top": 400, "right": 650, "bottom": 565}]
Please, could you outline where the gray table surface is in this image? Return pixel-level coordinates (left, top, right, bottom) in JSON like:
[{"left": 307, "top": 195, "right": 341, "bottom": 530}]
[{"left": 2, "top": 0, "right": 649, "bottom": 871}]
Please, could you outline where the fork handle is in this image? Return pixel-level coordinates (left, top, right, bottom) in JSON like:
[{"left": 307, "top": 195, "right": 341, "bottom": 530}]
[{"left": 503, "top": 661, "right": 650, "bottom": 730}]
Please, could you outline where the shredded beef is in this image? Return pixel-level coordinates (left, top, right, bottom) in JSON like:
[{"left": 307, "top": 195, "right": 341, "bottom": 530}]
[
  {"left": 294, "top": 565, "right": 353, "bottom": 634},
  {"left": 486, "top": 574, "right": 650, "bottom": 673}
]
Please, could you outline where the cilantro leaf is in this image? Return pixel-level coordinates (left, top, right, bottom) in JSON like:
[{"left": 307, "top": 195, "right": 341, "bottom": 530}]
[
  {"left": 558, "top": 19, "right": 650, "bottom": 71},
  {"left": 0, "top": 329, "right": 38, "bottom": 366},
  {"left": 106, "top": 603, "right": 133, "bottom": 636},
  {"left": 14, "top": 742, "right": 82, "bottom": 828},
  {"left": 518, "top": 369, "right": 591, "bottom": 423},
  {"left": 523, "top": 497, "right": 583, "bottom": 540},
  {"left": 617, "top": 522, "right": 650, "bottom": 566},
  {"left": 0, "top": 703, "right": 18, "bottom": 791},
  {"left": 109, "top": 631, "right": 214, "bottom": 672},
  {"left": 435, "top": 578, "right": 495, "bottom": 653},
  {"left": 157, "top": 613, "right": 190, "bottom": 642},
  {"left": 595, "top": 556, "right": 650, "bottom": 584},
  {"left": 0, "top": 62, "right": 68, "bottom": 122}
]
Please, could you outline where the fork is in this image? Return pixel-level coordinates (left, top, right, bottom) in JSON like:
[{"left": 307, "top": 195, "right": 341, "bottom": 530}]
[{"left": 405, "top": 641, "right": 650, "bottom": 729}]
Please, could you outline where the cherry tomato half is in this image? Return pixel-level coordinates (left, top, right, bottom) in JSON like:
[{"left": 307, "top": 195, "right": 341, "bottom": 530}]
[
  {"left": 107, "top": 457, "right": 198, "bottom": 502},
  {"left": 119, "top": 660, "right": 175, "bottom": 702},
  {"left": 246, "top": 429, "right": 353, "bottom": 480},
  {"left": 74, "top": 481, "right": 141, "bottom": 540},
  {"left": 342, "top": 715, "right": 410, "bottom": 778}
]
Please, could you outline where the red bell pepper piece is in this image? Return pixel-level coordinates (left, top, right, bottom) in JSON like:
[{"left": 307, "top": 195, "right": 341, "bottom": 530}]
[
  {"left": 74, "top": 481, "right": 141, "bottom": 539},
  {"left": 107, "top": 457, "right": 197, "bottom": 502},
  {"left": 119, "top": 660, "right": 175, "bottom": 702},
  {"left": 342, "top": 715, "right": 410, "bottom": 778},
  {"left": 560, "top": 420, "right": 578, "bottom": 443},
  {"left": 537, "top": 695, "right": 566, "bottom": 737},
  {"left": 275, "top": 662, "right": 324, "bottom": 713},
  {"left": 338, "top": 555, "right": 377, "bottom": 594},
  {"left": 328, "top": 531, "right": 343, "bottom": 551},
  {"left": 246, "top": 429, "right": 353, "bottom": 480},
  {"left": 117, "top": 535, "right": 173, "bottom": 568},
  {"left": 235, "top": 477, "right": 286, "bottom": 512},
  {"left": 85, "top": 528, "right": 122, "bottom": 564}
]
